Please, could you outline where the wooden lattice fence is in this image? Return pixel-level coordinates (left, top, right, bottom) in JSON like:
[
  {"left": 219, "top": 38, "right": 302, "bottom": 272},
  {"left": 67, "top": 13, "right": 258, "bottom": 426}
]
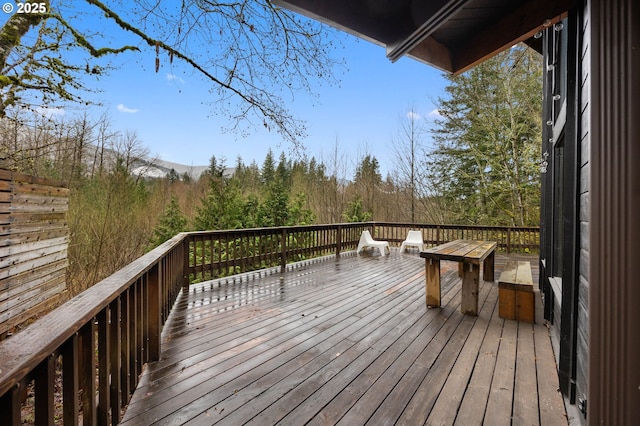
[{"left": 0, "top": 169, "right": 69, "bottom": 338}]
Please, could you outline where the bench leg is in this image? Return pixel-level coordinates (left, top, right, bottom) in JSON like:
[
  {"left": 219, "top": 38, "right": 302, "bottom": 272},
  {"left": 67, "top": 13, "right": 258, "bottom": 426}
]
[
  {"left": 461, "top": 262, "right": 480, "bottom": 315},
  {"left": 483, "top": 250, "right": 495, "bottom": 281},
  {"left": 425, "top": 259, "right": 441, "bottom": 308}
]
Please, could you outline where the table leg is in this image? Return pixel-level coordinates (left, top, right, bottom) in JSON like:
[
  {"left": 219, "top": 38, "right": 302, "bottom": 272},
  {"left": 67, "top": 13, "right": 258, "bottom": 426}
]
[
  {"left": 461, "top": 262, "right": 480, "bottom": 315},
  {"left": 458, "top": 262, "right": 464, "bottom": 277},
  {"left": 483, "top": 250, "right": 495, "bottom": 281},
  {"left": 425, "top": 258, "right": 441, "bottom": 308}
]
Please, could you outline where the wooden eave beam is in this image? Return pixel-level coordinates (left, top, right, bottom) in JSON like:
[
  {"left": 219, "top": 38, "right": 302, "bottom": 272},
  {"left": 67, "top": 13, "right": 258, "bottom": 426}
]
[
  {"left": 386, "top": 0, "right": 470, "bottom": 63},
  {"left": 448, "top": 0, "right": 576, "bottom": 75},
  {"left": 406, "top": 37, "right": 454, "bottom": 73}
]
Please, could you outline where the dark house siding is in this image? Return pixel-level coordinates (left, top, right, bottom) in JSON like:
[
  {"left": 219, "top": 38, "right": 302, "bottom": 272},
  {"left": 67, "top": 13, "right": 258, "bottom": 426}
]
[
  {"left": 575, "top": 0, "right": 590, "bottom": 418},
  {"left": 541, "top": 7, "right": 589, "bottom": 420},
  {"left": 589, "top": 0, "right": 640, "bottom": 423}
]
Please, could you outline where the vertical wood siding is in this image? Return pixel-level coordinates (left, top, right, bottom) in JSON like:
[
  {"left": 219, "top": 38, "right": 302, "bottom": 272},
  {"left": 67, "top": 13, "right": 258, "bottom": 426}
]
[
  {"left": 589, "top": 0, "right": 640, "bottom": 423},
  {"left": 0, "top": 170, "right": 69, "bottom": 337}
]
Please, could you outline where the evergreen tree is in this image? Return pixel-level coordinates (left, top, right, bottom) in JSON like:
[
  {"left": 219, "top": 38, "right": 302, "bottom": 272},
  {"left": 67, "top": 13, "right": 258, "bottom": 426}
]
[
  {"left": 261, "top": 149, "right": 276, "bottom": 187},
  {"left": 428, "top": 45, "right": 542, "bottom": 226},
  {"left": 287, "top": 193, "right": 315, "bottom": 226},
  {"left": 353, "top": 155, "right": 382, "bottom": 218},
  {"left": 194, "top": 158, "right": 244, "bottom": 230},
  {"left": 343, "top": 196, "right": 372, "bottom": 223},
  {"left": 151, "top": 196, "right": 187, "bottom": 246}
]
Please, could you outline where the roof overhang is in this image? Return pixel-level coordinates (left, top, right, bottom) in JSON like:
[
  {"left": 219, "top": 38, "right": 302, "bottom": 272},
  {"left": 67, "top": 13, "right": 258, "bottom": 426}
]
[{"left": 272, "top": 0, "right": 575, "bottom": 74}]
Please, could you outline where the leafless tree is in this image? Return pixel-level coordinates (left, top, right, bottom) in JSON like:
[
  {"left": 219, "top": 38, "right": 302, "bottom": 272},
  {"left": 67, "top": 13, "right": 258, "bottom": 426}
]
[
  {"left": 0, "top": 0, "right": 343, "bottom": 148},
  {"left": 390, "top": 107, "right": 426, "bottom": 223}
]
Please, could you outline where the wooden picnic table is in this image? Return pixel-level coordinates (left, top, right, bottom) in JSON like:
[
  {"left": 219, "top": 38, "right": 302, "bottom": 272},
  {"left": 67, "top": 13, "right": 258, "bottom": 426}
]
[{"left": 420, "top": 239, "right": 497, "bottom": 315}]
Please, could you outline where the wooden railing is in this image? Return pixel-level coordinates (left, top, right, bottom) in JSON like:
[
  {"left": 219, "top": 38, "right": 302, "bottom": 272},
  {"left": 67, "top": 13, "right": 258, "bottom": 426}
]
[
  {"left": 0, "top": 222, "right": 538, "bottom": 425},
  {"left": 371, "top": 222, "right": 540, "bottom": 254},
  {"left": 0, "top": 234, "right": 186, "bottom": 425},
  {"left": 185, "top": 223, "right": 371, "bottom": 283}
]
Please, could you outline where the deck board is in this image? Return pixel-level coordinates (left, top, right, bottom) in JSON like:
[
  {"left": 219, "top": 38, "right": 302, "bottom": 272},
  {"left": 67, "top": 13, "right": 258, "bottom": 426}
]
[{"left": 120, "top": 252, "right": 567, "bottom": 425}]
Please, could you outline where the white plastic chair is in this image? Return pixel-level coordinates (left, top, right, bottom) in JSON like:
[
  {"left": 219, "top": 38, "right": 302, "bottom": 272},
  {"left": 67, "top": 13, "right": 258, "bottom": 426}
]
[
  {"left": 399, "top": 230, "right": 425, "bottom": 253},
  {"left": 356, "top": 230, "right": 390, "bottom": 256}
]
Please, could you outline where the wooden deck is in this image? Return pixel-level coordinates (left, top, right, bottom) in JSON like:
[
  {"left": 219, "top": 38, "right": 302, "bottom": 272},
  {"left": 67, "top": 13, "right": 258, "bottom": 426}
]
[{"left": 120, "top": 250, "right": 567, "bottom": 425}]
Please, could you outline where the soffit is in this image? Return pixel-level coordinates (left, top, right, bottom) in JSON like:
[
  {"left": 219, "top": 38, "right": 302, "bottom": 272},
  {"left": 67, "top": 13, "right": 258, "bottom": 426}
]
[{"left": 272, "top": 0, "right": 575, "bottom": 74}]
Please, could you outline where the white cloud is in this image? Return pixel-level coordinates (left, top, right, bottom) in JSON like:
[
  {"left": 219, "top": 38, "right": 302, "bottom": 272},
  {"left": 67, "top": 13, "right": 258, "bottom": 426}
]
[
  {"left": 117, "top": 104, "right": 139, "bottom": 113},
  {"left": 35, "top": 107, "right": 65, "bottom": 118},
  {"left": 406, "top": 111, "right": 421, "bottom": 120},
  {"left": 166, "top": 73, "right": 185, "bottom": 84},
  {"left": 428, "top": 109, "right": 442, "bottom": 118}
]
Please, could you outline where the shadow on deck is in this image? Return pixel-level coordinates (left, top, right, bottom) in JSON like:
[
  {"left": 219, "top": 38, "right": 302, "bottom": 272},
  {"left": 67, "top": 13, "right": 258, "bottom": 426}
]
[{"left": 120, "top": 251, "right": 567, "bottom": 425}]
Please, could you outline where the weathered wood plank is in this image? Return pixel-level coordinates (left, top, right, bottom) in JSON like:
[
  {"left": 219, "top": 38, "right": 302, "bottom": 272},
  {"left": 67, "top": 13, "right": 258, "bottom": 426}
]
[
  {"left": 0, "top": 192, "right": 69, "bottom": 206},
  {"left": 534, "top": 318, "right": 568, "bottom": 425},
  {"left": 454, "top": 297, "right": 504, "bottom": 426},
  {"left": 427, "top": 286, "right": 499, "bottom": 425},
  {"left": 0, "top": 169, "right": 67, "bottom": 188},
  {"left": 484, "top": 317, "right": 518, "bottom": 425},
  {"left": 0, "top": 211, "right": 67, "bottom": 225},
  {"left": 0, "top": 277, "right": 64, "bottom": 322},
  {"left": 303, "top": 275, "right": 467, "bottom": 426},
  {"left": 0, "top": 250, "right": 68, "bottom": 281},
  {"left": 0, "top": 202, "right": 68, "bottom": 214},
  {"left": 0, "top": 273, "right": 66, "bottom": 317},
  {"left": 0, "top": 235, "right": 68, "bottom": 260},
  {"left": 0, "top": 170, "right": 69, "bottom": 337},
  {"left": 0, "top": 293, "right": 64, "bottom": 337},
  {"left": 12, "top": 181, "right": 69, "bottom": 197},
  {"left": 499, "top": 260, "right": 534, "bottom": 285},
  {"left": 396, "top": 281, "right": 493, "bottom": 425},
  {"left": 0, "top": 260, "right": 66, "bottom": 295},
  {"left": 0, "top": 228, "right": 68, "bottom": 247},
  {"left": 361, "top": 285, "right": 469, "bottom": 425},
  {"left": 513, "top": 321, "right": 539, "bottom": 425}
]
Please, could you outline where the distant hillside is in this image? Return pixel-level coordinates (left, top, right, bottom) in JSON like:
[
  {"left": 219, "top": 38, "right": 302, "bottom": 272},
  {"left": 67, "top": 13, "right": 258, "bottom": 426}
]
[{"left": 131, "top": 158, "right": 234, "bottom": 180}]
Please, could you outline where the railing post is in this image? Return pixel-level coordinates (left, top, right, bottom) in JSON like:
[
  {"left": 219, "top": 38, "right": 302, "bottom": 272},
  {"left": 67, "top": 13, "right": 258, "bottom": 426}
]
[
  {"left": 62, "top": 334, "right": 80, "bottom": 425},
  {"left": 80, "top": 320, "right": 97, "bottom": 425},
  {"left": 147, "top": 264, "right": 161, "bottom": 362},
  {"left": 108, "top": 299, "right": 122, "bottom": 424},
  {"left": 280, "top": 228, "right": 287, "bottom": 273},
  {"left": 34, "top": 355, "right": 55, "bottom": 425},
  {"left": 336, "top": 225, "right": 342, "bottom": 258},
  {"left": 97, "top": 308, "right": 110, "bottom": 426},
  {"left": 507, "top": 227, "right": 512, "bottom": 254},
  {"left": 182, "top": 236, "right": 190, "bottom": 289}
]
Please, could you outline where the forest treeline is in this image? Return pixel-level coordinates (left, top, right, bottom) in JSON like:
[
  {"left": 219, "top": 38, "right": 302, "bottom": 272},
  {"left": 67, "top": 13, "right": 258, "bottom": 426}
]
[{"left": 0, "top": 46, "right": 542, "bottom": 296}]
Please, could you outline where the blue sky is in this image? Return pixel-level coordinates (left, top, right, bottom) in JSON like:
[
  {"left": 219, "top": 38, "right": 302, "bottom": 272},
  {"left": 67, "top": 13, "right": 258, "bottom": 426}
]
[{"left": 3, "top": 3, "right": 449, "bottom": 177}]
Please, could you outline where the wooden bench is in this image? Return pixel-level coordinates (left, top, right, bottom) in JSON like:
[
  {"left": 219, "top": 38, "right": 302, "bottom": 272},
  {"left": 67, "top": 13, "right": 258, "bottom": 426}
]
[{"left": 498, "top": 261, "right": 535, "bottom": 323}]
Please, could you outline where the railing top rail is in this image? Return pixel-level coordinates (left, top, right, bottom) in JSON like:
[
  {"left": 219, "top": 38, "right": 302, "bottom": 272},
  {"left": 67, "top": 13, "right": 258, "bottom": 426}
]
[
  {"left": 185, "top": 222, "right": 540, "bottom": 237},
  {"left": 185, "top": 222, "right": 369, "bottom": 237},
  {"left": 0, "top": 232, "right": 188, "bottom": 396},
  {"left": 369, "top": 222, "right": 540, "bottom": 231}
]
